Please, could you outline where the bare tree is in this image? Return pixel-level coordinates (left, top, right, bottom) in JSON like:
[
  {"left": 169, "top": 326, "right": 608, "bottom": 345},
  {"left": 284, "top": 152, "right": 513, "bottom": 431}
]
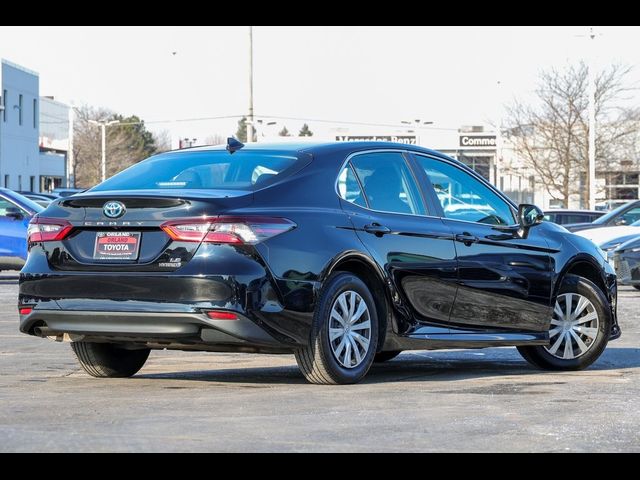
[
  {"left": 205, "top": 134, "right": 227, "bottom": 146},
  {"left": 504, "top": 62, "right": 640, "bottom": 207},
  {"left": 152, "top": 130, "right": 172, "bottom": 153},
  {"left": 72, "top": 105, "right": 160, "bottom": 188}
]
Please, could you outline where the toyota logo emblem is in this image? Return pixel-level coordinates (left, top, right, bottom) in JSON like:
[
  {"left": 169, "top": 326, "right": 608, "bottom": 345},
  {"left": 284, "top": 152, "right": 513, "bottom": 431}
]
[{"left": 103, "top": 201, "right": 126, "bottom": 219}]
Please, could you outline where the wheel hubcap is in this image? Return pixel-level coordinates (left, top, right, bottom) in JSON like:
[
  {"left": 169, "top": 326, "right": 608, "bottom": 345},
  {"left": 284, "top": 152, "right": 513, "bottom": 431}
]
[
  {"left": 544, "top": 293, "right": 599, "bottom": 360},
  {"left": 328, "top": 291, "right": 372, "bottom": 369}
]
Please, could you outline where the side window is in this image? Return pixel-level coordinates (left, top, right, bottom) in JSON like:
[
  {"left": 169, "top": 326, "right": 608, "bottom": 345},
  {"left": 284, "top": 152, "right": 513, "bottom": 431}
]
[
  {"left": 414, "top": 155, "right": 515, "bottom": 225},
  {"left": 349, "top": 152, "right": 426, "bottom": 216},
  {"left": 620, "top": 207, "right": 640, "bottom": 225},
  {"left": 337, "top": 164, "right": 367, "bottom": 208},
  {"left": 0, "top": 199, "right": 24, "bottom": 217}
]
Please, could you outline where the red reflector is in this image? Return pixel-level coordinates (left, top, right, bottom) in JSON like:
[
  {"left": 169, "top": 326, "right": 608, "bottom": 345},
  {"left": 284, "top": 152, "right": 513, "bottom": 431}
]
[
  {"left": 206, "top": 311, "right": 238, "bottom": 320},
  {"left": 19, "top": 307, "right": 33, "bottom": 315}
]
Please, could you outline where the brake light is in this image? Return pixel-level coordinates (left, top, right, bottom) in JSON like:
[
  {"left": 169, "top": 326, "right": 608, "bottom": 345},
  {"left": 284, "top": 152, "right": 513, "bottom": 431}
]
[
  {"left": 206, "top": 311, "right": 238, "bottom": 320},
  {"left": 27, "top": 217, "right": 73, "bottom": 243},
  {"left": 19, "top": 307, "right": 33, "bottom": 315},
  {"left": 161, "top": 216, "right": 296, "bottom": 245}
]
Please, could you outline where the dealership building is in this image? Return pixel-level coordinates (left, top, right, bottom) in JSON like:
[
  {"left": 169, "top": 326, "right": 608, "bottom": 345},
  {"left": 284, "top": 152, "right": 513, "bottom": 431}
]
[{"left": 1, "top": 59, "right": 70, "bottom": 193}]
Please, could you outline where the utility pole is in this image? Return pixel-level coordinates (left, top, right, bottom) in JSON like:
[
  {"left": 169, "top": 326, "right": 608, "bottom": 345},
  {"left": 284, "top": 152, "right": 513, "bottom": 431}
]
[
  {"left": 587, "top": 27, "right": 597, "bottom": 210},
  {"left": 67, "top": 106, "right": 74, "bottom": 188},
  {"left": 88, "top": 119, "right": 119, "bottom": 182},
  {"left": 247, "top": 26, "right": 255, "bottom": 143}
]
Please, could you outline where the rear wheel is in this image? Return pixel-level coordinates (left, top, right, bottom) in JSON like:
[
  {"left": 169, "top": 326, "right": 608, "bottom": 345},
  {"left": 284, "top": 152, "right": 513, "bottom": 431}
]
[
  {"left": 71, "top": 342, "right": 150, "bottom": 378},
  {"left": 517, "top": 275, "right": 610, "bottom": 371},
  {"left": 295, "top": 272, "right": 378, "bottom": 385},
  {"left": 374, "top": 350, "right": 402, "bottom": 363}
]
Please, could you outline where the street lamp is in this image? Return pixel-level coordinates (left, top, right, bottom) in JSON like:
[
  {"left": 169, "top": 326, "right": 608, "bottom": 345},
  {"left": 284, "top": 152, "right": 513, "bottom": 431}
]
[{"left": 88, "top": 119, "right": 120, "bottom": 182}]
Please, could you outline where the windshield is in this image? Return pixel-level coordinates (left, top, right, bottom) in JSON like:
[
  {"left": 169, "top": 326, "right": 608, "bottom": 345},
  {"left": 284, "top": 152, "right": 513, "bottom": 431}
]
[
  {"left": 593, "top": 202, "right": 638, "bottom": 225},
  {"left": 91, "top": 150, "right": 300, "bottom": 192}
]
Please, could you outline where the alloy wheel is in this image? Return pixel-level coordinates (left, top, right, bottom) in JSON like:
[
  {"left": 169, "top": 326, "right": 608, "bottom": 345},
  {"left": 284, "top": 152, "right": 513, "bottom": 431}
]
[
  {"left": 328, "top": 290, "right": 372, "bottom": 368},
  {"left": 544, "top": 293, "right": 600, "bottom": 360}
]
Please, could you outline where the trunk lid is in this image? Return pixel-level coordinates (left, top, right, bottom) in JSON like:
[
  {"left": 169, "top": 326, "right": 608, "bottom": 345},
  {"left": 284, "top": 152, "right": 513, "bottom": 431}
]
[{"left": 40, "top": 189, "right": 253, "bottom": 271}]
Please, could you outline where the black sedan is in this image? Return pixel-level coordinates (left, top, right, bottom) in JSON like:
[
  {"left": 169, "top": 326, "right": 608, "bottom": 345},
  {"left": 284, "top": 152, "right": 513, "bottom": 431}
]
[
  {"left": 543, "top": 209, "right": 604, "bottom": 226},
  {"left": 18, "top": 140, "right": 620, "bottom": 384}
]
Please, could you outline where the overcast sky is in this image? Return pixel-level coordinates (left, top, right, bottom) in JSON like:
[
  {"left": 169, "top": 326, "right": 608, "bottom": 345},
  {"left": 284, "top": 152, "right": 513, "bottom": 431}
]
[{"left": 1, "top": 26, "right": 639, "bottom": 145}]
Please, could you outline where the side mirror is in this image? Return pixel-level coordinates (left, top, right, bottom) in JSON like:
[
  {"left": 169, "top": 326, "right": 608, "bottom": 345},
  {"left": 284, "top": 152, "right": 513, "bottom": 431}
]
[
  {"left": 615, "top": 218, "right": 627, "bottom": 226},
  {"left": 5, "top": 206, "right": 24, "bottom": 221},
  {"left": 518, "top": 204, "right": 544, "bottom": 228}
]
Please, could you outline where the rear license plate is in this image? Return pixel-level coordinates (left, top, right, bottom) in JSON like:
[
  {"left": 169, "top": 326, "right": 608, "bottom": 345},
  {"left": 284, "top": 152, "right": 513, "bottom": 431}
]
[{"left": 93, "top": 232, "right": 141, "bottom": 261}]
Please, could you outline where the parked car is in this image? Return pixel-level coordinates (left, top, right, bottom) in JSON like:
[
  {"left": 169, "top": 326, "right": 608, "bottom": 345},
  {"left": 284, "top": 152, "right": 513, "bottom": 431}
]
[
  {"left": 575, "top": 221, "right": 640, "bottom": 254},
  {"left": 18, "top": 141, "right": 620, "bottom": 384},
  {"left": 611, "top": 237, "right": 640, "bottom": 290},
  {"left": 15, "top": 192, "right": 55, "bottom": 208},
  {"left": 51, "top": 188, "right": 85, "bottom": 198},
  {"left": 543, "top": 209, "right": 604, "bottom": 226},
  {"left": 0, "top": 189, "right": 44, "bottom": 271},
  {"left": 565, "top": 200, "right": 640, "bottom": 232}
]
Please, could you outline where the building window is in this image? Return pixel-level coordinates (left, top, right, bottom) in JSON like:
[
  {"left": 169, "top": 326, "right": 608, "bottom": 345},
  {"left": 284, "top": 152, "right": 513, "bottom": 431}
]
[
  {"left": 30, "top": 176, "right": 35, "bottom": 192},
  {"left": 18, "top": 94, "right": 23, "bottom": 125},
  {"left": 2, "top": 90, "right": 6, "bottom": 122},
  {"left": 33, "top": 99, "right": 37, "bottom": 129},
  {"left": 3, "top": 175, "right": 8, "bottom": 188},
  {"left": 18, "top": 175, "right": 22, "bottom": 190}
]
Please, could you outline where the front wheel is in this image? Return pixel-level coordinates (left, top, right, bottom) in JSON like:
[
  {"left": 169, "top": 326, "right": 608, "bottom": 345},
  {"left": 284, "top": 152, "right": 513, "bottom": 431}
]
[
  {"left": 295, "top": 272, "right": 379, "bottom": 385},
  {"left": 71, "top": 342, "right": 150, "bottom": 378},
  {"left": 633, "top": 285, "right": 640, "bottom": 291},
  {"left": 518, "top": 275, "right": 610, "bottom": 371}
]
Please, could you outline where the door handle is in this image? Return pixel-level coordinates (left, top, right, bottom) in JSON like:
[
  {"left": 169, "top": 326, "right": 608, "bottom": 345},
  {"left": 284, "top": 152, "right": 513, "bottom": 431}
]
[
  {"left": 455, "top": 233, "right": 479, "bottom": 246},
  {"left": 363, "top": 223, "right": 391, "bottom": 236}
]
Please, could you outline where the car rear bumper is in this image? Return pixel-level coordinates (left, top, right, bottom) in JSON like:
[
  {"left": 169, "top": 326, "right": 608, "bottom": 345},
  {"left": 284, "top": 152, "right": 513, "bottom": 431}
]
[{"left": 19, "top": 308, "right": 293, "bottom": 352}]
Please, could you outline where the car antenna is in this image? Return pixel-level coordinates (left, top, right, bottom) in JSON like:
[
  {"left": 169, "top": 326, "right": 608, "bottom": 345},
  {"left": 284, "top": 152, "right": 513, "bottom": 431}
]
[{"left": 226, "top": 137, "right": 245, "bottom": 154}]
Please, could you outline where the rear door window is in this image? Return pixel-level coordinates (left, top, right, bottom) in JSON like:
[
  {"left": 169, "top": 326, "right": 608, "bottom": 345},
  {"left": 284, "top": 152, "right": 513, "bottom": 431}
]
[{"left": 348, "top": 152, "right": 426, "bottom": 215}]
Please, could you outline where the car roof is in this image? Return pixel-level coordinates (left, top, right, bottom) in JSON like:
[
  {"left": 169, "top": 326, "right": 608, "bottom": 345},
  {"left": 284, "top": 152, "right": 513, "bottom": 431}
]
[{"left": 167, "top": 141, "right": 457, "bottom": 163}]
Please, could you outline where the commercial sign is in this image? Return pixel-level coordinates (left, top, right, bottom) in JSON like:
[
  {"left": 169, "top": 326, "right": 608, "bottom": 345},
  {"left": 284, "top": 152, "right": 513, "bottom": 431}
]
[
  {"left": 336, "top": 135, "right": 417, "bottom": 145},
  {"left": 459, "top": 135, "right": 497, "bottom": 147}
]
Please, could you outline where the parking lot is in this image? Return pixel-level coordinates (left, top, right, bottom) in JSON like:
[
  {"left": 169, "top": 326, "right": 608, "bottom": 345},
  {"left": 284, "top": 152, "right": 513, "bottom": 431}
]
[{"left": 0, "top": 273, "right": 638, "bottom": 452}]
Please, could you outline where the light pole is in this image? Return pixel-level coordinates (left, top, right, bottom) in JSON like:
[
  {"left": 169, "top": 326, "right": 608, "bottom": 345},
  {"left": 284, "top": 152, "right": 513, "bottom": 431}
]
[
  {"left": 247, "top": 26, "right": 255, "bottom": 143},
  {"left": 88, "top": 119, "right": 120, "bottom": 182},
  {"left": 587, "top": 27, "right": 597, "bottom": 210}
]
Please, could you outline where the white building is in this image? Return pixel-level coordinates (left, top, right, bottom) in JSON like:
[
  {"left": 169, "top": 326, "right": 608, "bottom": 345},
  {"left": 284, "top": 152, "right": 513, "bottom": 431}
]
[
  {"left": 0, "top": 59, "right": 40, "bottom": 192},
  {"left": 0, "top": 59, "right": 69, "bottom": 193},
  {"left": 39, "top": 96, "right": 70, "bottom": 191}
]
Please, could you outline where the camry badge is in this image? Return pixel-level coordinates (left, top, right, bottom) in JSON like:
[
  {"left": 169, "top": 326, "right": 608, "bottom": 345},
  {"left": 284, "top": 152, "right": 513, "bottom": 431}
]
[{"left": 103, "top": 201, "right": 126, "bottom": 219}]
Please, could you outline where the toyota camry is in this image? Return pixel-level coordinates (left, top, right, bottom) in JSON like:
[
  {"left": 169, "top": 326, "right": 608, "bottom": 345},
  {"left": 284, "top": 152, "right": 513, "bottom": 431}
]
[{"left": 18, "top": 140, "right": 620, "bottom": 384}]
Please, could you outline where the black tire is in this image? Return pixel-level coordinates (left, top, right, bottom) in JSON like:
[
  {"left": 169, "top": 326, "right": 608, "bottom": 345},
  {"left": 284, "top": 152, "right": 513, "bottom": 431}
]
[
  {"left": 517, "top": 275, "right": 611, "bottom": 371},
  {"left": 374, "top": 350, "right": 402, "bottom": 363},
  {"left": 295, "top": 272, "right": 379, "bottom": 385},
  {"left": 71, "top": 342, "right": 150, "bottom": 378},
  {"left": 633, "top": 285, "right": 640, "bottom": 291}
]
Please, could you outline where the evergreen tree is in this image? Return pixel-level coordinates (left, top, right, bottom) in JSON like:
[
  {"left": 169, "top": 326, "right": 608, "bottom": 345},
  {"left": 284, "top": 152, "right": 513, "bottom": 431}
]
[{"left": 299, "top": 123, "right": 313, "bottom": 137}]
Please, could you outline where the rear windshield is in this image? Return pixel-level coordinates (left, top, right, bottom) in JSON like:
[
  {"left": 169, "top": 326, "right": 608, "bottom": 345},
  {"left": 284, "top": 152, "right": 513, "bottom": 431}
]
[{"left": 90, "top": 150, "right": 300, "bottom": 192}]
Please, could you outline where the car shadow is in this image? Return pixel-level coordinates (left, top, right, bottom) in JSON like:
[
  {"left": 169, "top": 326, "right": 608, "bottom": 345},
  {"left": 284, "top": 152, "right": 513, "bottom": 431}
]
[{"left": 135, "top": 346, "right": 640, "bottom": 386}]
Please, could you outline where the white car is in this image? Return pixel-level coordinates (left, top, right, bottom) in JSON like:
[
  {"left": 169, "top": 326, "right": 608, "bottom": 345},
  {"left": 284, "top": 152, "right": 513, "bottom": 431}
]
[{"left": 576, "top": 222, "right": 640, "bottom": 253}]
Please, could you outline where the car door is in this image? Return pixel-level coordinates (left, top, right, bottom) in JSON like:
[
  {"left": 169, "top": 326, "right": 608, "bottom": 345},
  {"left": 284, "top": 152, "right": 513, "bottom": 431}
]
[
  {"left": 411, "top": 153, "right": 553, "bottom": 333},
  {"left": 337, "top": 150, "right": 458, "bottom": 334},
  {"left": 0, "top": 197, "right": 30, "bottom": 264}
]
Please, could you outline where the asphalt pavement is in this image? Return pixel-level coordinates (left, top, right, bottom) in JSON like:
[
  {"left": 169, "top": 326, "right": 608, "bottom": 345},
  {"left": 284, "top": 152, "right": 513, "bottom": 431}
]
[{"left": 1, "top": 272, "right": 638, "bottom": 452}]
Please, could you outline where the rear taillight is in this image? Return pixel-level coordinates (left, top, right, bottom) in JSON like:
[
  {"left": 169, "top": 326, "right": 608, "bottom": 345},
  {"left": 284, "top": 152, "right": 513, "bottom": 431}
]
[
  {"left": 160, "top": 216, "right": 296, "bottom": 245},
  {"left": 27, "top": 217, "right": 73, "bottom": 243}
]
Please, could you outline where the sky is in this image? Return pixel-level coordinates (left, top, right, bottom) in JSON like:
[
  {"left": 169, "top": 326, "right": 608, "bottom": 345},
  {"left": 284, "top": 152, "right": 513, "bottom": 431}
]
[{"left": 1, "top": 26, "right": 639, "bottom": 146}]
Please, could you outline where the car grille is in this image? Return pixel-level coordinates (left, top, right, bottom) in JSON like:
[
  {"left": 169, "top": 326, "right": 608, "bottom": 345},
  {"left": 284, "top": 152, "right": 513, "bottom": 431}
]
[{"left": 614, "top": 256, "right": 632, "bottom": 283}]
